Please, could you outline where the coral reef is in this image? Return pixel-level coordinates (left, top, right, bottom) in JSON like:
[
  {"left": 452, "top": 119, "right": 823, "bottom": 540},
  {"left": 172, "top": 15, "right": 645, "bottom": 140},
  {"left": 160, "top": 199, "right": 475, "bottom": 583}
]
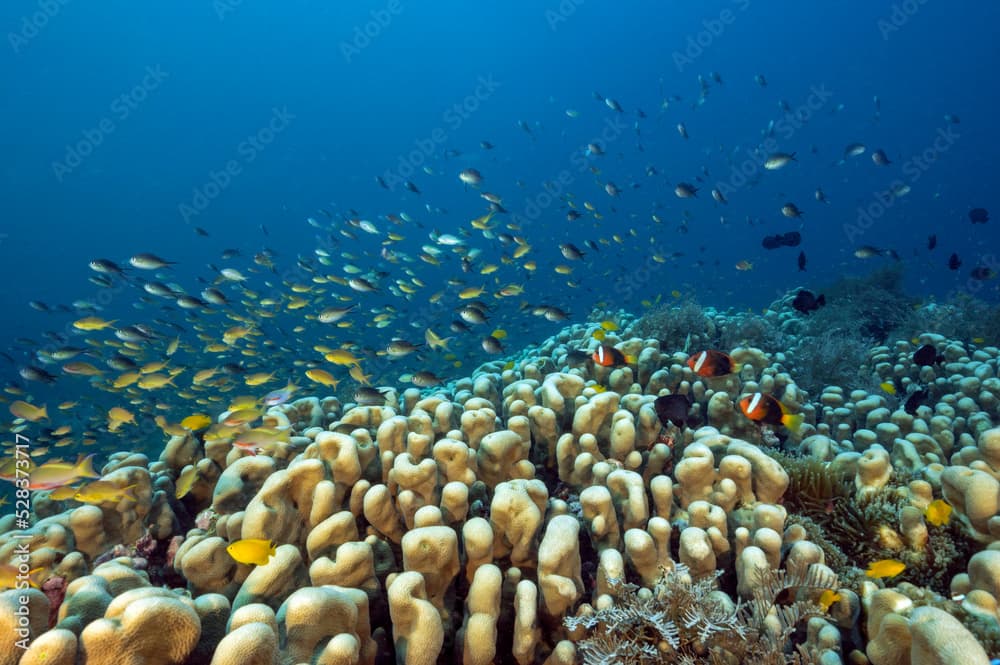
[{"left": 3, "top": 309, "right": 1000, "bottom": 663}]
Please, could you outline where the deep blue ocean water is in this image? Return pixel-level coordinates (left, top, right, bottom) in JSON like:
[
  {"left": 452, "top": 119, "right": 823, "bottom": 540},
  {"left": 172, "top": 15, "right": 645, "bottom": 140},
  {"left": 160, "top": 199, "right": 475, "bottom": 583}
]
[{"left": 1, "top": 0, "right": 998, "bottom": 429}]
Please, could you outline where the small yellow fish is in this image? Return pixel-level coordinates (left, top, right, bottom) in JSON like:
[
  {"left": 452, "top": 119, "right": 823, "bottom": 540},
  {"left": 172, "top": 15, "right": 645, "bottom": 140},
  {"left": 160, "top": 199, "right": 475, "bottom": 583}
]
[
  {"left": 223, "top": 408, "right": 261, "bottom": 427},
  {"left": 175, "top": 465, "right": 198, "bottom": 499},
  {"left": 879, "top": 381, "right": 897, "bottom": 396},
  {"left": 245, "top": 372, "right": 276, "bottom": 387},
  {"left": 226, "top": 538, "right": 277, "bottom": 566},
  {"left": 592, "top": 329, "right": 606, "bottom": 341},
  {"left": 137, "top": 373, "right": 174, "bottom": 390},
  {"left": 924, "top": 499, "right": 952, "bottom": 527},
  {"left": 108, "top": 407, "right": 135, "bottom": 425},
  {"left": 74, "top": 481, "right": 138, "bottom": 504},
  {"left": 972, "top": 337, "right": 985, "bottom": 344},
  {"left": 305, "top": 368, "right": 339, "bottom": 388},
  {"left": 181, "top": 414, "right": 212, "bottom": 431},
  {"left": 10, "top": 401, "right": 48, "bottom": 422},
  {"left": 349, "top": 365, "right": 372, "bottom": 386},
  {"left": 72, "top": 316, "right": 117, "bottom": 331},
  {"left": 599, "top": 320, "right": 619, "bottom": 331},
  {"left": 47, "top": 485, "right": 80, "bottom": 501},
  {"left": 865, "top": 559, "right": 906, "bottom": 579},
  {"left": 324, "top": 349, "right": 361, "bottom": 366},
  {"left": 491, "top": 329, "right": 507, "bottom": 340},
  {"left": 818, "top": 589, "right": 841, "bottom": 611}
]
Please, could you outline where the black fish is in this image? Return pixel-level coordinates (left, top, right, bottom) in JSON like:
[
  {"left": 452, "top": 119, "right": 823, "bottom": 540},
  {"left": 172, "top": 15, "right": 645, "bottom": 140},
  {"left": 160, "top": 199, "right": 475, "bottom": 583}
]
[
  {"left": 404, "top": 181, "right": 421, "bottom": 194},
  {"left": 654, "top": 394, "right": 693, "bottom": 428},
  {"left": 913, "top": 344, "right": 943, "bottom": 367},
  {"left": 971, "top": 266, "right": 996, "bottom": 281},
  {"left": 797, "top": 251, "right": 806, "bottom": 271},
  {"left": 927, "top": 234, "right": 937, "bottom": 250},
  {"left": 948, "top": 253, "right": 962, "bottom": 270},
  {"left": 904, "top": 388, "right": 929, "bottom": 415},
  {"left": 969, "top": 208, "right": 989, "bottom": 224},
  {"left": 761, "top": 231, "right": 802, "bottom": 250},
  {"left": 791, "top": 289, "right": 826, "bottom": 314},
  {"left": 375, "top": 175, "right": 389, "bottom": 189},
  {"left": 355, "top": 387, "right": 391, "bottom": 406}
]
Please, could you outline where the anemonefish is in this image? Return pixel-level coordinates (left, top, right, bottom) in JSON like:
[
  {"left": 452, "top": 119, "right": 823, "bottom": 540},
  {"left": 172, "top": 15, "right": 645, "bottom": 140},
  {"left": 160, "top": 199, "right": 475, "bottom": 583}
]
[
  {"left": 739, "top": 392, "right": 803, "bottom": 432},
  {"left": 686, "top": 350, "right": 736, "bottom": 377},
  {"left": 593, "top": 345, "right": 630, "bottom": 367}
]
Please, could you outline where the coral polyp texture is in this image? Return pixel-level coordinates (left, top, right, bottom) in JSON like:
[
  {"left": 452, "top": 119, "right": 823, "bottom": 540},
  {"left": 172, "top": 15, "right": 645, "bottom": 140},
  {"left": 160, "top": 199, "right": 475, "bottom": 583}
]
[{"left": 3, "top": 305, "right": 1000, "bottom": 664}]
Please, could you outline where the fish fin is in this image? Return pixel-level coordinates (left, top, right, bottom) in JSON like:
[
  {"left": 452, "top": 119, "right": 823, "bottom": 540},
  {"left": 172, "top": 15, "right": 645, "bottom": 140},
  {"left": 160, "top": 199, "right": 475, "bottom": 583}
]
[
  {"left": 782, "top": 413, "right": 804, "bottom": 433},
  {"left": 121, "top": 484, "right": 139, "bottom": 503},
  {"left": 76, "top": 454, "right": 99, "bottom": 479},
  {"left": 28, "top": 567, "right": 47, "bottom": 589}
]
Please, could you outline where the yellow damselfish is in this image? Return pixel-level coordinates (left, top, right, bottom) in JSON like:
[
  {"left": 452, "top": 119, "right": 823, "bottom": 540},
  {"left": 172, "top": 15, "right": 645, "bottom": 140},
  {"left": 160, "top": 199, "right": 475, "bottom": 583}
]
[
  {"left": 924, "top": 499, "right": 952, "bottom": 527},
  {"left": 865, "top": 559, "right": 905, "bottom": 579},
  {"left": 181, "top": 414, "right": 212, "bottom": 431},
  {"left": 227, "top": 538, "right": 277, "bottom": 566},
  {"left": 818, "top": 589, "right": 841, "bottom": 611}
]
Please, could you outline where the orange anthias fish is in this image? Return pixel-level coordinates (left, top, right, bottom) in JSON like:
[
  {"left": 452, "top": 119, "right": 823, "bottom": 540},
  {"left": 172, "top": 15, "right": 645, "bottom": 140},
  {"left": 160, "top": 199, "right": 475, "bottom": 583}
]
[
  {"left": 26, "top": 454, "right": 100, "bottom": 491},
  {"left": 686, "top": 350, "right": 736, "bottom": 377},
  {"left": 739, "top": 393, "right": 803, "bottom": 432}
]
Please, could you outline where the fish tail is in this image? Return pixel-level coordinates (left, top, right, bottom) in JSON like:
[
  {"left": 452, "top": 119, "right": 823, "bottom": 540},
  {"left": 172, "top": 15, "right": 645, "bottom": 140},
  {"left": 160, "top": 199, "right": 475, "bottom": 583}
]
[
  {"left": 76, "top": 454, "right": 100, "bottom": 479},
  {"left": 782, "top": 413, "right": 804, "bottom": 433},
  {"left": 28, "top": 567, "right": 47, "bottom": 589},
  {"left": 122, "top": 484, "right": 139, "bottom": 503}
]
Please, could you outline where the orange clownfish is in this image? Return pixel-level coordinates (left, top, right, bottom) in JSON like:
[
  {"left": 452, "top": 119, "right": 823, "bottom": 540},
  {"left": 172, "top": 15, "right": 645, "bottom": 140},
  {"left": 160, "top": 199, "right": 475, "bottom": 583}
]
[
  {"left": 687, "top": 350, "right": 736, "bottom": 377},
  {"left": 593, "top": 345, "right": 631, "bottom": 367},
  {"left": 739, "top": 392, "right": 803, "bottom": 432}
]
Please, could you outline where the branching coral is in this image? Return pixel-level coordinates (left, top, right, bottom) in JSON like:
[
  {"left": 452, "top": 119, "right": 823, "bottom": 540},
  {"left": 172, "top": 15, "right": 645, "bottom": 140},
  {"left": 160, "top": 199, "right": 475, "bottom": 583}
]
[
  {"left": 628, "top": 301, "right": 713, "bottom": 350},
  {"left": 565, "top": 563, "right": 828, "bottom": 665},
  {"left": 716, "top": 313, "right": 789, "bottom": 354}
]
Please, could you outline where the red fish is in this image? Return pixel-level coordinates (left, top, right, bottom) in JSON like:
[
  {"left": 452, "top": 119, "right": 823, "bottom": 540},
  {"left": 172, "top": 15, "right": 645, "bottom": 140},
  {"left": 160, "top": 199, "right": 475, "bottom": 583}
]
[
  {"left": 686, "top": 350, "right": 735, "bottom": 377},
  {"left": 739, "top": 392, "right": 803, "bottom": 432}
]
